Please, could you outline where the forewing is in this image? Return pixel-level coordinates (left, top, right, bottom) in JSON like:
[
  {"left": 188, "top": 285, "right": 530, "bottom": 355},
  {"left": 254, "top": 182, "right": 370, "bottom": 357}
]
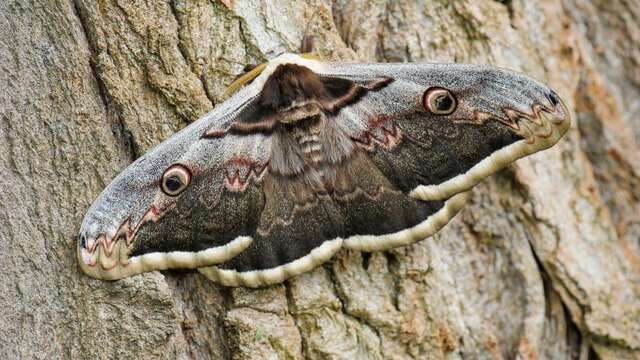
[
  {"left": 316, "top": 62, "right": 570, "bottom": 200},
  {"left": 78, "top": 83, "right": 274, "bottom": 280}
]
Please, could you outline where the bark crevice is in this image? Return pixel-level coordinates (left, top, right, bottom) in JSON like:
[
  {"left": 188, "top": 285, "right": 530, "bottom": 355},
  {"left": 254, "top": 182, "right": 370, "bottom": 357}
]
[{"left": 167, "top": 0, "right": 216, "bottom": 107}]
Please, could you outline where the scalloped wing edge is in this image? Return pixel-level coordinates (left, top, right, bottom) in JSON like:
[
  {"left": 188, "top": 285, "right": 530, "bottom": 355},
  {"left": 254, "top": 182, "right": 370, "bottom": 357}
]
[
  {"left": 78, "top": 236, "right": 253, "bottom": 280},
  {"left": 197, "top": 191, "right": 470, "bottom": 288}
]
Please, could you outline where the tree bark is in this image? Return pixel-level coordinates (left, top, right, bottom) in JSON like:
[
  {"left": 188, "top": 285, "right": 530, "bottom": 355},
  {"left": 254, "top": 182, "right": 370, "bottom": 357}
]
[{"left": 1, "top": 0, "right": 639, "bottom": 359}]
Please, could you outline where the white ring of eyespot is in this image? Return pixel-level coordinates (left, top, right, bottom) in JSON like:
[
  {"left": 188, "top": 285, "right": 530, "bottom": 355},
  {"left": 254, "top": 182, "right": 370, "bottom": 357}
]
[
  {"left": 161, "top": 164, "right": 192, "bottom": 196},
  {"left": 423, "top": 87, "right": 457, "bottom": 115}
]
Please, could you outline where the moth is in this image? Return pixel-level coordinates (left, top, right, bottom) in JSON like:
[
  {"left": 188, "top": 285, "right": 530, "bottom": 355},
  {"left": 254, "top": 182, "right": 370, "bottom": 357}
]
[{"left": 78, "top": 53, "right": 570, "bottom": 287}]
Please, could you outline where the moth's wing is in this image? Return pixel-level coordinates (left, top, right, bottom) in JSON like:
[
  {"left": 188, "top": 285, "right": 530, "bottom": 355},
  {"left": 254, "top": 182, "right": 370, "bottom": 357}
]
[
  {"left": 77, "top": 82, "right": 276, "bottom": 280},
  {"left": 322, "top": 62, "right": 570, "bottom": 196},
  {"left": 309, "top": 62, "right": 570, "bottom": 251}
]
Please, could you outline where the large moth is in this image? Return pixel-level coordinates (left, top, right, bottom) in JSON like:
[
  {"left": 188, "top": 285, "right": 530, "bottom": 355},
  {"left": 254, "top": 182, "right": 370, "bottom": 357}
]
[{"left": 78, "top": 53, "right": 570, "bottom": 287}]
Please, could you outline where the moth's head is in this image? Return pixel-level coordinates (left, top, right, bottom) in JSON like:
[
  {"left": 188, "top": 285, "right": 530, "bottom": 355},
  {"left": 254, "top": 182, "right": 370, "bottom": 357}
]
[{"left": 77, "top": 130, "right": 251, "bottom": 280}]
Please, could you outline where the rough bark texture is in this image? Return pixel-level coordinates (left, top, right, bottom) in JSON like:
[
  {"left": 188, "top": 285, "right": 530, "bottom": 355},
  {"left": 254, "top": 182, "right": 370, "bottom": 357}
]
[{"left": 1, "top": 0, "right": 639, "bottom": 359}]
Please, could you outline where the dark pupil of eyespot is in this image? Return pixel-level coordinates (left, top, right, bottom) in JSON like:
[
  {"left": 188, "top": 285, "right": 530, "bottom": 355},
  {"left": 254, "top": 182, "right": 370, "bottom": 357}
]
[
  {"left": 547, "top": 91, "right": 559, "bottom": 106},
  {"left": 435, "top": 94, "right": 453, "bottom": 111},
  {"left": 165, "top": 175, "right": 183, "bottom": 192}
]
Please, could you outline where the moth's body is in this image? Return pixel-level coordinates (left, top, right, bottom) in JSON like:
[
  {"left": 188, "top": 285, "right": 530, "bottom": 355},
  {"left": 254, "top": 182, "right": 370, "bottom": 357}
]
[{"left": 78, "top": 53, "right": 570, "bottom": 287}]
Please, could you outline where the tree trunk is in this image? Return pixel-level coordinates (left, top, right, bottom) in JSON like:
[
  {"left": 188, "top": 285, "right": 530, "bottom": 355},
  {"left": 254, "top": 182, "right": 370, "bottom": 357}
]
[{"left": 1, "top": 0, "right": 639, "bottom": 359}]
